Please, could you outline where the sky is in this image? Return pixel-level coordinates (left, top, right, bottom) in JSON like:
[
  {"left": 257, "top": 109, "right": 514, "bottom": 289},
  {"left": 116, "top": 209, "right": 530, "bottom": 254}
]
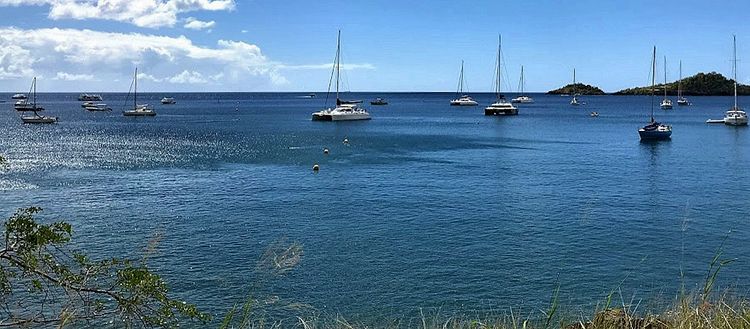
[{"left": 0, "top": 0, "right": 749, "bottom": 93}]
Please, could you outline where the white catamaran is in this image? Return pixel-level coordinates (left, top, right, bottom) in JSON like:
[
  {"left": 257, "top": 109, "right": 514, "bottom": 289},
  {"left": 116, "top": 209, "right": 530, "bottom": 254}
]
[
  {"left": 660, "top": 57, "right": 673, "bottom": 109},
  {"left": 450, "top": 60, "right": 478, "bottom": 106},
  {"left": 722, "top": 35, "right": 748, "bottom": 126},
  {"left": 485, "top": 35, "right": 518, "bottom": 115},
  {"left": 677, "top": 60, "right": 689, "bottom": 106},
  {"left": 311, "top": 31, "right": 371, "bottom": 121},
  {"left": 511, "top": 65, "right": 534, "bottom": 103}
]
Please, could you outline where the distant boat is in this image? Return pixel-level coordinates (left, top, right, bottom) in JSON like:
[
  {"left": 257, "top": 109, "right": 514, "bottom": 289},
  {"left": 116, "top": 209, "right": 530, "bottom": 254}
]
[
  {"left": 590, "top": 112, "right": 599, "bottom": 117},
  {"left": 14, "top": 99, "right": 37, "bottom": 111},
  {"left": 570, "top": 69, "right": 581, "bottom": 106},
  {"left": 311, "top": 30, "right": 371, "bottom": 121},
  {"left": 511, "top": 65, "right": 534, "bottom": 103},
  {"left": 20, "top": 77, "right": 57, "bottom": 124},
  {"left": 370, "top": 97, "right": 388, "bottom": 105},
  {"left": 450, "top": 60, "right": 478, "bottom": 106},
  {"left": 123, "top": 67, "right": 156, "bottom": 117},
  {"left": 78, "top": 93, "right": 103, "bottom": 101},
  {"left": 722, "top": 35, "right": 748, "bottom": 126},
  {"left": 11, "top": 93, "right": 26, "bottom": 100},
  {"left": 84, "top": 103, "right": 112, "bottom": 111},
  {"left": 639, "top": 47, "right": 672, "bottom": 140},
  {"left": 676, "top": 60, "right": 689, "bottom": 106},
  {"left": 660, "top": 57, "right": 673, "bottom": 109},
  {"left": 161, "top": 97, "right": 176, "bottom": 104},
  {"left": 485, "top": 35, "right": 518, "bottom": 116}
]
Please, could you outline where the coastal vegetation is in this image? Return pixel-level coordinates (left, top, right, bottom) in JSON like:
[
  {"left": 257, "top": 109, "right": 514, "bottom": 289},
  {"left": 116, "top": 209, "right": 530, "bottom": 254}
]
[
  {"left": 548, "top": 83, "right": 606, "bottom": 95},
  {"left": 614, "top": 72, "right": 750, "bottom": 95},
  {"left": 0, "top": 207, "right": 209, "bottom": 327}
]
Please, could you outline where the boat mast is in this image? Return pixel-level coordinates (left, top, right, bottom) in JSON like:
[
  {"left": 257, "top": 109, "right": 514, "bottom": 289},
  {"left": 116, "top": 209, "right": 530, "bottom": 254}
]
[
  {"left": 458, "top": 60, "right": 465, "bottom": 96},
  {"left": 134, "top": 67, "right": 138, "bottom": 110},
  {"left": 572, "top": 68, "right": 576, "bottom": 95},
  {"left": 733, "top": 34, "right": 738, "bottom": 110},
  {"left": 651, "top": 47, "right": 656, "bottom": 121},
  {"left": 678, "top": 60, "right": 682, "bottom": 98},
  {"left": 32, "top": 77, "right": 36, "bottom": 108},
  {"left": 496, "top": 34, "right": 502, "bottom": 100},
  {"left": 520, "top": 65, "right": 524, "bottom": 96},
  {"left": 335, "top": 30, "right": 341, "bottom": 104},
  {"left": 664, "top": 56, "right": 667, "bottom": 99}
]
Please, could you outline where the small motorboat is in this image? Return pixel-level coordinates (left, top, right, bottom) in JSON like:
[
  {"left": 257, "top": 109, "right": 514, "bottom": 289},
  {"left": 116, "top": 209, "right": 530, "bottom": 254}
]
[
  {"left": 161, "top": 97, "right": 176, "bottom": 104},
  {"left": 590, "top": 112, "right": 599, "bottom": 117},
  {"left": 370, "top": 97, "right": 388, "bottom": 105},
  {"left": 84, "top": 103, "right": 112, "bottom": 111},
  {"left": 11, "top": 93, "right": 27, "bottom": 100}
]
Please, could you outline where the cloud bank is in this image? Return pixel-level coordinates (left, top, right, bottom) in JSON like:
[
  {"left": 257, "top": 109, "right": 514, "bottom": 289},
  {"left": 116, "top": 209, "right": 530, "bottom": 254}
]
[{"left": 0, "top": 0, "right": 234, "bottom": 28}]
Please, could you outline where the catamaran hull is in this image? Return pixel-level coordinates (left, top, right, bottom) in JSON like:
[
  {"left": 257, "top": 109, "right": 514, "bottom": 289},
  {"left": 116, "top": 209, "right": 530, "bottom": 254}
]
[
  {"left": 450, "top": 101, "right": 478, "bottom": 106},
  {"left": 725, "top": 117, "right": 749, "bottom": 126},
  {"left": 638, "top": 130, "right": 672, "bottom": 140},
  {"left": 485, "top": 108, "right": 518, "bottom": 116},
  {"left": 123, "top": 111, "right": 156, "bottom": 117}
]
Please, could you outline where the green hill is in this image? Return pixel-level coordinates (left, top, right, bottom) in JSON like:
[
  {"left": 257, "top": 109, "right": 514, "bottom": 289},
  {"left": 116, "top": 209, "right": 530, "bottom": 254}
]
[
  {"left": 614, "top": 72, "right": 750, "bottom": 95},
  {"left": 547, "top": 83, "right": 605, "bottom": 95}
]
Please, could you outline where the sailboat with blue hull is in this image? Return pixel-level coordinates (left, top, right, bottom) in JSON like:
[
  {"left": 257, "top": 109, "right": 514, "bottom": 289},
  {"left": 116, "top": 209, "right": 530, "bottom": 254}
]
[{"left": 639, "top": 47, "right": 672, "bottom": 140}]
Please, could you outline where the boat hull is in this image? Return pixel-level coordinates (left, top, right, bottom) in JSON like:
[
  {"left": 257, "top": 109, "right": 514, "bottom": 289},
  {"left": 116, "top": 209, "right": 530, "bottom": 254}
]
[
  {"left": 22, "top": 116, "right": 57, "bottom": 124},
  {"left": 123, "top": 111, "right": 156, "bottom": 117},
  {"left": 638, "top": 129, "right": 672, "bottom": 140},
  {"left": 484, "top": 107, "right": 518, "bottom": 116},
  {"left": 724, "top": 117, "right": 749, "bottom": 126},
  {"left": 450, "top": 101, "right": 478, "bottom": 106}
]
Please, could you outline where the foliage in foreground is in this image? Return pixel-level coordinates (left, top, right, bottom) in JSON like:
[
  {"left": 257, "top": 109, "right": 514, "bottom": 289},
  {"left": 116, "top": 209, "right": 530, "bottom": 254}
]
[{"left": 0, "top": 207, "right": 209, "bottom": 327}]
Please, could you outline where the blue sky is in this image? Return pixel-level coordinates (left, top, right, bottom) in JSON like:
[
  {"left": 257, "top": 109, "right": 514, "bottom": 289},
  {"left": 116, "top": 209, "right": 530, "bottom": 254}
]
[{"left": 0, "top": 0, "right": 749, "bottom": 92}]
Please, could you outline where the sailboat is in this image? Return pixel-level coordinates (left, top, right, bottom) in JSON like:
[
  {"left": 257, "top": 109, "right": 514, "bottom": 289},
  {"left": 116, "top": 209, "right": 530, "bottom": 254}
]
[
  {"left": 722, "top": 35, "right": 748, "bottom": 126},
  {"left": 639, "top": 47, "right": 672, "bottom": 140},
  {"left": 20, "top": 77, "right": 57, "bottom": 124},
  {"left": 660, "top": 57, "right": 673, "bottom": 109},
  {"left": 511, "top": 65, "right": 534, "bottom": 103},
  {"left": 485, "top": 35, "right": 518, "bottom": 116},
  {"left": 450, "top": 60, "right": 478, "bottom": 106},
  {"left": 570, "top": 69, "right": 581, "bottom": 106},
  {"left": 311, "top": 31, "right": 371, "bottom": 121},
  {"left": 123, "top": 67, "right": 156, "bottom": 117},
  {"left": 676, "top": 60, "right": 689, "bottom": 106}
]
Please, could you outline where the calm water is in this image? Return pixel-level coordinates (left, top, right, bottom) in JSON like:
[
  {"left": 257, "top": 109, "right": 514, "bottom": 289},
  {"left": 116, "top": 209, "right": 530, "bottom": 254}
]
[{"left": 0, "top": 92, "right": 748, "bottom": 321}]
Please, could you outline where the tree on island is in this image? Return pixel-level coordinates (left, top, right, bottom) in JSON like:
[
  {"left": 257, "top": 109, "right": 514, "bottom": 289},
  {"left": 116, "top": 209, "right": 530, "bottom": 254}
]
[
  {"left": 0, "top": 207, "right": 209, "bottom": 327},
  {"left": 547, "top": 83, "right": 606, "bottom": 95},
  {"left": 614, "top": 72, "right": 750, "bottom": 96}
]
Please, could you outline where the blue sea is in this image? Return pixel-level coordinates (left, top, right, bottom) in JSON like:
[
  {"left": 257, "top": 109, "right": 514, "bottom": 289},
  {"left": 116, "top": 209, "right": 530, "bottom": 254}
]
[{"left": 0, "top": 92, "right": 748, "bottom": 322}]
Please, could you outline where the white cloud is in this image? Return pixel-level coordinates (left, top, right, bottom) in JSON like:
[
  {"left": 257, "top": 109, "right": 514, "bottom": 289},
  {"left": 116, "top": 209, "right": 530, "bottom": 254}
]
[
  {"left": 0, "top": 27, "right": 285, "bottom": 90},
  {"left": 0, "top": 0, "right": 235, "bottom": 28},
  {"left": 184, "top": 17, "right": 215, "bottom": 30},
  {"left": 168, "top": 70, "right": 207, "bottom": 83},
  {"left": 54, "top": 72, "right": 96, "bottom": 81},
  {"left": 0, "top": 44, "right": 35, "bottom": 79},
  {"left": 137, "top": 72, "right": 162, "bottom": 82},
  {"left": 278, "top": 63, "right": 376, "bottom": 71}
]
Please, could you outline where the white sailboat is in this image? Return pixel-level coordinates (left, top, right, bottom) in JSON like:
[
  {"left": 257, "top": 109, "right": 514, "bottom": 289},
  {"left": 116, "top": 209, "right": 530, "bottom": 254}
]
[
  {"left": 722, "top": 35, "right": 748, "bottom": 126},
  {"left": 676, "top": 60, "right": 689, "bottom": 106},
  {"left": 20, "top": 77, "right": 57, "bottom": 124},
  {"left": 511, "top": 65, "right": 534, "bottom": 103},
  {"left": 639, "top": 47, "right": 672, "bottom": 140},
  {"left": 570, "top": 68, "right": 581, "bottom": 106},
  {"left": 485, "top": 35, "right": 517, "bottom": 115},
  {"left": 660, "top": 57, "right": 673, "bottom": 109},
  {"left": 311, "top": 31, "right": 371, "bottom": 121},
  {"left": 450, "top": 60, "right": 478, "bottom": 106},
  {"left": 123, "top": 67, "right": 156, "bottom": 117}
]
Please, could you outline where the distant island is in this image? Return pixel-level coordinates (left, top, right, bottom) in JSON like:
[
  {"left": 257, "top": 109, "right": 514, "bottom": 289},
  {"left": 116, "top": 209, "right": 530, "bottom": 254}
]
[
  {"left": 614, "top": 72, "right": 750, "bottom": 95},
  {"left": 547, "top": 83, "right": 605, "bottom": 95}
]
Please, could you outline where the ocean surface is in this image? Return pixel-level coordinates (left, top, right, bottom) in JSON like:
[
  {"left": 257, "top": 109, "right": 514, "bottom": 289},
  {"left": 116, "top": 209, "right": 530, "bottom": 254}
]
[{"left": 1, "top": 92, "right": 748, "bottom": 322}]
